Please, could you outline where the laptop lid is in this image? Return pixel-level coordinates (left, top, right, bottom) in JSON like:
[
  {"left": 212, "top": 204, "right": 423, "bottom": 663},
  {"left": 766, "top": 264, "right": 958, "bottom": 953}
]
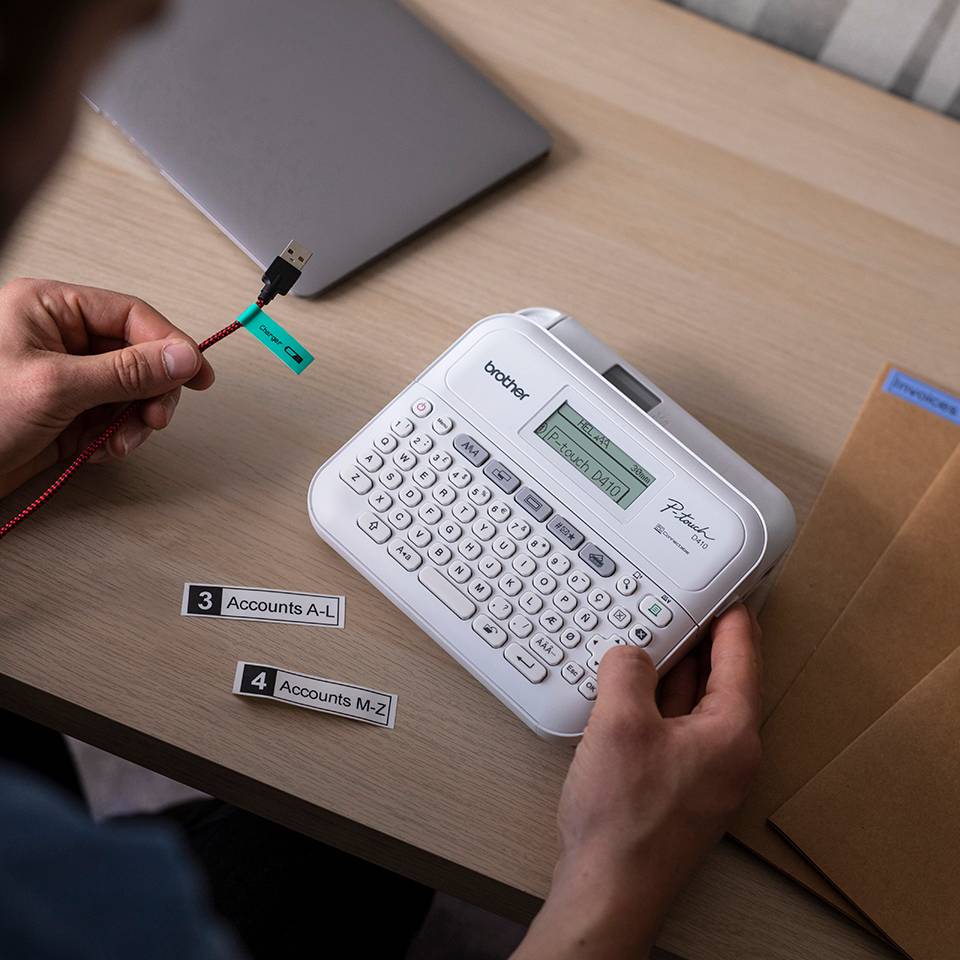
[{"left": 86, "top": 0, "right": 551, "bottom": 295}]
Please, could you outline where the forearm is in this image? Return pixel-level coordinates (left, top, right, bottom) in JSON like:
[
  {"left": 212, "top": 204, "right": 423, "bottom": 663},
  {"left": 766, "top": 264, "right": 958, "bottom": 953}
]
[{"left": 511, "top": 846, "right": 671, "bottom": 960}]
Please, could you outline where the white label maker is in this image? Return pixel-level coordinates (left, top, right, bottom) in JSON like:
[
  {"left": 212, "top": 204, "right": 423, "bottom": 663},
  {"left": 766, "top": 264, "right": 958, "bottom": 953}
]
[{"left": 308, "top": 308, "right": 795, "bottom": 739}]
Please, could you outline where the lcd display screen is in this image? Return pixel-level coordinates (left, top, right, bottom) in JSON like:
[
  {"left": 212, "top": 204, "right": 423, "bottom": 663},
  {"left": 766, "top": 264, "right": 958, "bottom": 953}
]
[{"left": 534, "top": 401, "right": 655, "bottom": 509}]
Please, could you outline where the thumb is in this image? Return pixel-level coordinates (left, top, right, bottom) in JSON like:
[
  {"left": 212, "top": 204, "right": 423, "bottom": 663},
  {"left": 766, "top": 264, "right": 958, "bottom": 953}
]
[
  {"left": 591, "top": 645, "right": 661, "bottom": 728},
  {"left": 61, "top": 338, "right": 202, "bottom": 409}
]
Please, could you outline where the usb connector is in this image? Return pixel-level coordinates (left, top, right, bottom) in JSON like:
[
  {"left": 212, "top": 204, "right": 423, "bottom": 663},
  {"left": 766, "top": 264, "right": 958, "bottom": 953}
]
[
  {"left": 258, "top": 239, "right": 314, "bottom": 306},
  {"left": 281, "top": 240, "right": 312, "bottom": 271}
]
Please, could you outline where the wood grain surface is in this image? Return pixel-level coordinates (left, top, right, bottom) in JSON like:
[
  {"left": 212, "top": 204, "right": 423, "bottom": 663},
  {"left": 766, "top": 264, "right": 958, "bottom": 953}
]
[{"left": 3, "top": 2, "right": 958, "bottom": 958}]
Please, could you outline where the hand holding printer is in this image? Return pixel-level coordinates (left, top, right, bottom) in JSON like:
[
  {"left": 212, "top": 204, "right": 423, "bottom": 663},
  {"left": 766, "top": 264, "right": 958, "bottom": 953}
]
[
  {"left": 0, "top": 278, "right": 214, "bottom": 498},
  {"left": 514, "top": 604, "right": 762, "bottom": 959}
]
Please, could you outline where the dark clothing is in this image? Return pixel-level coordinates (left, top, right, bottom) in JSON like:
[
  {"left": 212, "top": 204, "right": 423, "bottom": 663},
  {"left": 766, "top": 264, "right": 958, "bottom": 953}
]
[
  {"left": 149, "top": 799, "right": 433, "bottom": 958},
  {"left": 0, "top": 763, "right": 241, "bottom": 959},
  {"left": 0, "top": 710, "right": 431, "bottom": 959}
]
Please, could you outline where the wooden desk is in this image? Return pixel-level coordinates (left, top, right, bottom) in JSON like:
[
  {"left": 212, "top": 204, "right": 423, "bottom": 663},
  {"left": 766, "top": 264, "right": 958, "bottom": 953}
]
[{"left": 3, "top": 2, "right": 958, "bottom": 957}]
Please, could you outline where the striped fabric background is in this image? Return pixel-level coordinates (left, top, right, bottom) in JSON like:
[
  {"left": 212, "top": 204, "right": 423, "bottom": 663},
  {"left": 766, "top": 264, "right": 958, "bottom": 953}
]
[{"left": 666, "top": 0, "right": 960, "bottom": 118}]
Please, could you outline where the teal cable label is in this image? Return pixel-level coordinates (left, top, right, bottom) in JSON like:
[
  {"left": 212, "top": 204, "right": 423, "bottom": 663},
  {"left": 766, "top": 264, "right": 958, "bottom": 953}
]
[
  {"left": 883, "top": 368, "right": 960, "bottom": 426},
  {"left": 237, "top": 304, "right": 314, "bottom": 374}
]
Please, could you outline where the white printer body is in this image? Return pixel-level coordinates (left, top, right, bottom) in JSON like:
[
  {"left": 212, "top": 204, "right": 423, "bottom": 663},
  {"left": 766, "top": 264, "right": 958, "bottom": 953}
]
[{"left": 308, "top": 309, "right": 795, "bottom": 739}]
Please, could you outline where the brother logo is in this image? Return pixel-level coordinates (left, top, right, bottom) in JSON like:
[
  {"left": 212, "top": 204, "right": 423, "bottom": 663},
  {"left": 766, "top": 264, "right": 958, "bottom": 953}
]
[{"left": 484, "top": 361, "right": 530, "bottom": 400}]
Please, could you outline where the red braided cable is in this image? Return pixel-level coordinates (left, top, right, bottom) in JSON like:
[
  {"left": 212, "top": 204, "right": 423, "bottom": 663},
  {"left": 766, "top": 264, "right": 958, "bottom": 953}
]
[
  {"left": 0, "top": 310, "right": 255, "bottom": 542},
  {"left": 197, "top": 319, "right": 242, "bottom": 351}
]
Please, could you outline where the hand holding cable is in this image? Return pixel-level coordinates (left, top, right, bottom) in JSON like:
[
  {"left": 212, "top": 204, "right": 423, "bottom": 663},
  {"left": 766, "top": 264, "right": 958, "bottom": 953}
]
[{"left": 0, "top": 242, "right": 311, "bottom": 540}]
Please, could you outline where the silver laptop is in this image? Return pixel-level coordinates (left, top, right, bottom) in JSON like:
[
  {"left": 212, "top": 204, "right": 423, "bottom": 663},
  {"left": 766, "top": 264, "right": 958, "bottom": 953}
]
[{"left": 86, "top": 0, "right": 551, "bottom": 296}]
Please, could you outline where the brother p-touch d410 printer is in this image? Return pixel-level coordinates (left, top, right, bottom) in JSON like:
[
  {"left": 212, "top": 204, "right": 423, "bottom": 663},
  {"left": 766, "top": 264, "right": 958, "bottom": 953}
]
[{"left": 308, "top": 309, "right": 795, "bottom": 739}]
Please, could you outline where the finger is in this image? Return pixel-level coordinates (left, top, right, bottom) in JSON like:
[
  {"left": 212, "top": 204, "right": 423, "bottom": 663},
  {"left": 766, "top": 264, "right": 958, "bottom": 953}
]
[
  {"left": 34, "top": 283, "right": 215, "bottom": 393},
  {"left": 700, "top": 604, "right": 762, "bottom": 725},
  {"left": 89, "top": 336, "right": 125, "bottom": 354},
  {"left": 0, "top": 444, "right": 60, "bottom": 494},
  {"left": 658, "top": 653, "right": 699, "bottom": 718},
  {"left": 53, "top": 337, "right": 203, "bottom": 411},
  {"left": 53, "top": 283, "right": 192, "bottom": 347},
  {"left": 140, "top": 388, "right": 181, "bottom": 430},
  {"left": 90, "top": 336, "right": 214, "bottom": 392},
  {"left": 185, "top": 356, "right": 216, "bottom": 392},
  {"left": 71, "top": 403, "right": 128, "bottom": 449},
  {"left": 747, "top": 604, "right": 763, "bottom": 671},
  {"left": 106, "top": 414, "right": 153, "bottom": 460},
  {"left": 696, "top": 634, "right": 713, "bottom": 702},
  {"left": 592, "top": 645, "right": 661, "bottom": 727}
]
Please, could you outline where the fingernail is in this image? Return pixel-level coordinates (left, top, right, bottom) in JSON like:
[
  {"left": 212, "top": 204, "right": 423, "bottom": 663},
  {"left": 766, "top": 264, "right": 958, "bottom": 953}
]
[
  {"left": 123, "top": 425, "right": 152, "bottom": 456},
  {"left": 162, "top": 340, "right": 199, "bottom": 380},
  {"left": 88, "top": 448, "right": 110, "bottom": 464}
]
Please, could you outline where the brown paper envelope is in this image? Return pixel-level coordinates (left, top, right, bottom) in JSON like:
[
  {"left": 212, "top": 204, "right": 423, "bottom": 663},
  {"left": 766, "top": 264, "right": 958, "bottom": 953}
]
[
  {"left": 770, "top": 647, "right": 960, "bottom": 960},
  {"left": 760, "top": 363, "right": 959, "bottom": 720},
  {"left": 732, "top": 445, "right": 960, "bottom": 913}
]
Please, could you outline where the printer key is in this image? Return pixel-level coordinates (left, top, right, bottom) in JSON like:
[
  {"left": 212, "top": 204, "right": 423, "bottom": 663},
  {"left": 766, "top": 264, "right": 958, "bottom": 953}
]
[
  {"left": 488, "top": 597, "right": 514, "bottom": 620},
  {"left": 567, "top": 571, "right": 591, "bottom": 593},
  {"left": 418, "top": 567, "right": 475, "bottom": 620},
  {"left": 356, "top": 450, "right": 384, "bottom": 473},
  {"left": 453, "top": 433, "right": 490, "bottom": 466},
  {"left": 483, "top": 460, "right": 521, "bottom": 494},
  {"left": 407, "top": 524, "right": 432, "bottom": 548},
  {"left": 639, "top": 595, "right": 673, "bottom": 627},
  {"left": 411, "top": 398, "right": 433, "bottom": 418},
  {"left": 428, "top": 450, "right": 453, "bottom": 471},
  {"left": 519, "top": 591, "right": 543, "bottom": 615},
  {"left": 578, "top": 676, "right": 598, "bottom": 701},
  {"left": 527, "top": 536, "right": 552, "bottom": 558},
  {"left": 467, "top": 483, "right": 492, "bottom": 506},
  {"left": 488, "top": 501, "right": 512, "bottom": 523},
  {"left": 579, "top": 542, "right": 616, "bottom": 578},
  {"left": 615, "top": 575, "right": 638, "bottom": 597},
  {"left": 561, "top": 661, "right": 585, "bottom": 684},
  {"left": 368, "top": 490, "right": 393, "bottom": 513},
  {"left": 393, "top": 449, "right": 417, "bottom": 471},
  {"left": 427, "top": 542, "right": 452, "bottom": 565},
  {"left": 409, "top": 433, "right": 434, "bottom": 455},
  {"left": 357, "top": 512, "right": 391, "bottom": 544},
  {"left": 573, "top": 608, "right": 598, "bottom": 631},
  {"left": 387, "top": 507, "right": 412, "bottom": 529},
  {"left": 504, "top": 643, "right": 547, "bottom": 684},
  {"left": 399, "top": 485, "right": 423, "bottom": 507},
  {"left": 538, "top": 610, "right": 564, "bottom": 633},
  {"left": 391, "top": 416, "right": 414, "bottom": 438},
  {"left": 452, "top": 501, "right": 476, "bottom": 524},
  {"left": 586, "top": 638, "right": 626, "bottom": 673},
  {"left": 529, "top": 633, "right": 563, "bottom": 666},
  {"left": 607, "top": 605, "right": 632, "bottom": 629},
  {"left": 547, "top": 515, "right": 585, "bottom": 550},
  {"left": 340, "top": 468, "right": 373, "bottom": 495},
  {"left": 472, "top": 614, "right": 507, "bottom": 648},
  {"left": 515, "top": 486, "right": 553, "bottom": 522},
  {"left": 373, "top": 433, "right": 398, "bottom": 454},
  {"left": 388, "top": 539, "right": 422, "bottom": 571},
  {"left": 468, "top": 578, "right": 493, "bottom": 602},
  {"left": 587, "top": 588, "right": 612, "bottom": 611}
]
